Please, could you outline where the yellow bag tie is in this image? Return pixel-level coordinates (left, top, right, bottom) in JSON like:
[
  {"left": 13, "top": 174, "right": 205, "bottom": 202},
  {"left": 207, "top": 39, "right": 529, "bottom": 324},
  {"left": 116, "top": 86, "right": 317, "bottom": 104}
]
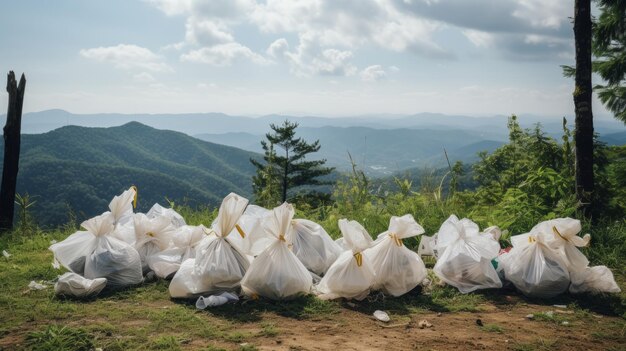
[
  {"left": 390, "top": 233, "right": 403, "bottom": 247},
  {"left": 552, "top": 226, "right": 566, "bottom": 241},
  {"left": 279, "top": 234, "right": 286, "bottom": 242},
  {"left": 146, "top": 232, "right": 154, "bottom": 237},
  {"left": 528, "top": 235, "right": 537, "bottom": 243},
  {"left": 131, "top": 185, "right": 138, "bottom": 209},
  {"left": 353, "top": 252, "right": 363, "bottom": 267},
  {"left": 235, "top": 224, "right": 246, "bottom": 239}
]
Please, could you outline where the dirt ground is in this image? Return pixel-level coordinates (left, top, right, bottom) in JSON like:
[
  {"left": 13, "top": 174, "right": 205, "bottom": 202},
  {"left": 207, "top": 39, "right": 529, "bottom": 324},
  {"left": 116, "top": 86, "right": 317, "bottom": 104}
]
[
  {"left": 202, "top": 302, "right": 624, "bottom": 351},
  {"left": 1, "top": 287, "right": 625, "bottom": 351}
]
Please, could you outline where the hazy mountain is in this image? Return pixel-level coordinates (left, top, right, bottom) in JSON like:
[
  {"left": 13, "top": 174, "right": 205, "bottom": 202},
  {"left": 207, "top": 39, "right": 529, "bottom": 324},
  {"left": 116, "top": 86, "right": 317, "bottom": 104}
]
[
  {"left": 601, "top": 131, "right": 626, "bottom": 146},
  {"left": 14, "top": 109, "right": 626, "bottom": 136},
  {"left": 197, "top": 127, "right": 506, "bottom": 176},
  {"left": 1, "top": 122, "right": 258, "bottom": 226}
]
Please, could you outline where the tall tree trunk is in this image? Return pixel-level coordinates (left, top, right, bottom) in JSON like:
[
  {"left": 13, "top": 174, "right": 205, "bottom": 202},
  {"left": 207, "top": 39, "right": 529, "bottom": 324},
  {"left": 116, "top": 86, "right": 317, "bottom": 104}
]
[
  {"left": 573, "top": 0, "right": 594, "bottom": 214},
  {"left": 0, "top": 72, "right": 26, "bottom": 232}
]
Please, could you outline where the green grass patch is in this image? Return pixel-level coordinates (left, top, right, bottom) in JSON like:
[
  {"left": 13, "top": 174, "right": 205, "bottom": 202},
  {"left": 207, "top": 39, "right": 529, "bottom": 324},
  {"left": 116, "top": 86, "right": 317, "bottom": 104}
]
[
  {"left": 25, "top": 325, "right": 95, "bottom": 351},
  {"left": 512, "top": 338, "right": 558, "bottom": 351},
  {"left": 480, "top": 323, "right": 504, "bottom": 333},
  {"left": 259, "top": 323, "right": 279, "bottom": 337}
]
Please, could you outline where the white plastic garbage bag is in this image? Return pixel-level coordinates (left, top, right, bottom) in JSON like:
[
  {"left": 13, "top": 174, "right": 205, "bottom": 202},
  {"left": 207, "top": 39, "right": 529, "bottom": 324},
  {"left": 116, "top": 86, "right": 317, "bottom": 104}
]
[
  {"left": 241, "top": 203, "right": 313, "bottom": 300},
  {"left": 109, "top": 187, "right": 138, "bottom": 245},
  {"left": 226, "top": 205, "right": 272, "bottom": 256},
  {"left": 433, "top": 215, "right": 502, "bottom": 293},
  {"left": 500, "top": 230, "right": 570, "bottom": 298},
  {"left": 109, "top": 186, "right": 137, "bottom": 226},
  {"left": 195, "top": 292, "right": 239, "bottom": 309},
  {"left": 535, "top": 218, "right": 590, "bottom": 273},
  {"left": 483, "top": 226, "right": 503, "bottom": 242},
  {"left": 169, "top": 193, "right": 251, "bottom": 298},
  {"left": 28, "top": 281, "right": 48, "bottom": 290},
  {"left": 133, "top": 213, "right": 176, "bottom": 274},
  {"left": 147, "top": 203, "right": 186, "bottom": 228},
  {"left": 364, "top": 214, "right": 428, "bottom": 296},
  {"left": 316, "top": 219, "right": 375, "bottom": 300},
  {"left": 291, "top": 219, "right": 343, "bottom": 275},
  {"left": 49, "top": 230, "right": 98, "bottom": 275},
  {"left": 569, "top": 265, "right": 621, "bottom": 294},
  {"left": 82, "top": 213, "right": 144, "bottom": 288},
  {"left": 55, "top": 272, "right": 107, "bottom": 297},
  {"left": 417, "top": 235, "right": 436, "bottom": 257},
  {"left": 147, "top": 224, "right": 207, "bottom": 279}
]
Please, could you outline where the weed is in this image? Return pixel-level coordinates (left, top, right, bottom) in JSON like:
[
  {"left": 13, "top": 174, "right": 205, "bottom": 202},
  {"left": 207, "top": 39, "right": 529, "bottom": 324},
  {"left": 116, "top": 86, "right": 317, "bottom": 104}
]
[
  {"left": 480, "top": 323, "right": 504, "bottom": 333},
  {"left": 25, "top": 325, "right": 94, "bottom": 351},
  {"left": 259, "top": 323, "right": 279, "bottom": 337}
]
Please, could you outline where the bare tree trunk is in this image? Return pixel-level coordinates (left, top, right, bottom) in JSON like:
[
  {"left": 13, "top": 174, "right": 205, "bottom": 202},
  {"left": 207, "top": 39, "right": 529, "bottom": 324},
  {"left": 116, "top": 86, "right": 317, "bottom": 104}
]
[
  {"left": 0, "top": 72, "right": 26, "bottom": 232},
  {"left": 573, "top": 0, "right": 594, "bottom": 214}
]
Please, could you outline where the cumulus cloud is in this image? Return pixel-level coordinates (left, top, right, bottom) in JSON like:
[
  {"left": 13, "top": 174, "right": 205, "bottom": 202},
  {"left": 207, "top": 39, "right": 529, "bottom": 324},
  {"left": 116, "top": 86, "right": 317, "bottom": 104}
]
[
  {"left": 190, "top": 0, "right": 255, "bottom": 21},
  {"left": 145, "top": 0, "right": 574, "bottom": 75},
  {"left": 181, "top": 42, "right": 271, "bottom": 66},
  {"left": 185, "top": 19, "right": 234, "bottom": 46},
  {"left": 360, "top": 65, "right": 387, "bottom": 82},
  {"left": 79, "top": 44, "right": 173, "bottom": 72},
  {"left": 266, "top": 38, "right": 289, "bottom": 58},
  {"left": 143, "top": 0, "right": 191, "bottom": 16},
  {"left": 282, "top": 33, "right": 357, "bottom": 77},
  {"left": 392, "top": 0, "right": 573, "bottom": 59},
  {"left": 149, "top": 0, "right": 268, "bottom": 67}
]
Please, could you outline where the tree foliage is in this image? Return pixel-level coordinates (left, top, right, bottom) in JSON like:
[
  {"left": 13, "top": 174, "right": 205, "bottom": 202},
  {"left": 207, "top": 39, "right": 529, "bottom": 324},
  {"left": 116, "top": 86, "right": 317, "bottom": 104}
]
[
  {"left": 251, "top": 120, "right": 334, "bottom": 206},
  {"left": 593, "top": 0, "right": 626, "bottom": 122}
]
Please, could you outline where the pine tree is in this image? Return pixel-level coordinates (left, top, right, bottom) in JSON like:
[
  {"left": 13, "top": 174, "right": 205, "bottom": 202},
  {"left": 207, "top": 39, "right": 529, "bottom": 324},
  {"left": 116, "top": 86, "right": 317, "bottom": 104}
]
[
  {"left": 593, "top": 0, "right": 626, "bottom": 122},
  {"left": 250, "top": 120, "right": 334, "bottom": 204}
]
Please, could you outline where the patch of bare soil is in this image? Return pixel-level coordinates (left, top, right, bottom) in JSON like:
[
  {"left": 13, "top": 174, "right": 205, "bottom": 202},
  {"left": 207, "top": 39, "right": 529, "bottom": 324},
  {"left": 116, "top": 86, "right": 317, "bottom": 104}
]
[{"left": 236, "top": 303, "right": 624, "bottom": 351}]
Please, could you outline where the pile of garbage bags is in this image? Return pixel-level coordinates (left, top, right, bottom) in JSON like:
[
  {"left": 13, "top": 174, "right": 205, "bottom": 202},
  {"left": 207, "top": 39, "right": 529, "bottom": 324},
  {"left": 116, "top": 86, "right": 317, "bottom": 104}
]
[{"left": 49, "top": 189, "right": 620, "bottom": 302}]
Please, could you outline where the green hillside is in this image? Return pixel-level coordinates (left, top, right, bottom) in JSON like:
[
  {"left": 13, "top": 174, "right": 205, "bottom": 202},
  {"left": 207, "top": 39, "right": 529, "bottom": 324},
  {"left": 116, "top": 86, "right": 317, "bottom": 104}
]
[{"left": 0, "top": 122, "right": 258, "bottom": 226}]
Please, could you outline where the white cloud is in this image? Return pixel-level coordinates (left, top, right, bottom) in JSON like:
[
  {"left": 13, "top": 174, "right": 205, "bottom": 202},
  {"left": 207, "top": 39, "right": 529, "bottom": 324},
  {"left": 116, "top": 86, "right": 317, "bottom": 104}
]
[
  {"left": 80, "top": 44, "right": 173, "bottom": 72},
  {"left": 313, "top": 49, "right": 357, "bottom": 76},
  {"left": 181, "top": 42, "right": 271, "bottom": 66},
  {"left": 133, "top": 72, "right": 157, "bottom": 83},
  {"left": 360, "top": 65, "right": 387, "bottom": 82},
  {"left": 462, "top": 29, "right": 495, "bottom": 48},
  {"left": 266, "top": 38, "right": 289, "bottom": 58},
  {"left": 143, "top": 0, "right": 191, "bottom": 16},
  {"left": 283, "top": 33, "right": 357, "bottom": 77},
  {"left": 148, "top": 1, "right": 269, "bottom": 67},
  {"left": 513, "top": 0, "right": 569, "bottom": 29},
  {"left": 389, "top": 65, "right": 400, "bottom": 72},
  {"left": 145, "top": 0, "right": 571, "bottom": 77},
  {"left": 185, "top": 19, "right": 234, "bottom": 46}
]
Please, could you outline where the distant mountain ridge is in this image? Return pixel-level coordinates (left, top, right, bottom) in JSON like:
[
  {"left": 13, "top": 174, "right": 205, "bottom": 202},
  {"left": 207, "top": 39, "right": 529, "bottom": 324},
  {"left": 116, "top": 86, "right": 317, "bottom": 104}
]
[
  {"left": 197, "top": 127, "right": 506, "bottom": 175},
  {"left": 15, "top": 109, "right": 625, "bottom": 176},
  {"left": 16, "top": 109, "right": 626, "bottom": 136},
  {"left": 0, "top": 122, "right": 258, "bottom": 226}
]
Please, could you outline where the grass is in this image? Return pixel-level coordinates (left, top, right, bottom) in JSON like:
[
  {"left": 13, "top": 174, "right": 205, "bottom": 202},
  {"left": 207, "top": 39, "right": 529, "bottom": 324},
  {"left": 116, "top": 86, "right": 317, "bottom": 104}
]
[
  {"left": 258, "top": 323, "right": 279, "bottom": 337},
  {"left": 25, "top": 325, "right": 94, "bottom": 351},
  {"left": 480, "top": 323, "right": 504, "bottom": 333},
  {"left": 0, "top": 226, "right": 625, "bottom": 350},
  {"left": 512, "top": 338, "right": 558, "bottom": 351}
]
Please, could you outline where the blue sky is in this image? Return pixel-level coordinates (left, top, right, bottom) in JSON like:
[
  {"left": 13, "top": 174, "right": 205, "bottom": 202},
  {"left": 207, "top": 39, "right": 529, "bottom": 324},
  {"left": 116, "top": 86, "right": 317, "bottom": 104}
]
[{"left": 0, "top": 0, "right": 616, "bottom": 120}]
